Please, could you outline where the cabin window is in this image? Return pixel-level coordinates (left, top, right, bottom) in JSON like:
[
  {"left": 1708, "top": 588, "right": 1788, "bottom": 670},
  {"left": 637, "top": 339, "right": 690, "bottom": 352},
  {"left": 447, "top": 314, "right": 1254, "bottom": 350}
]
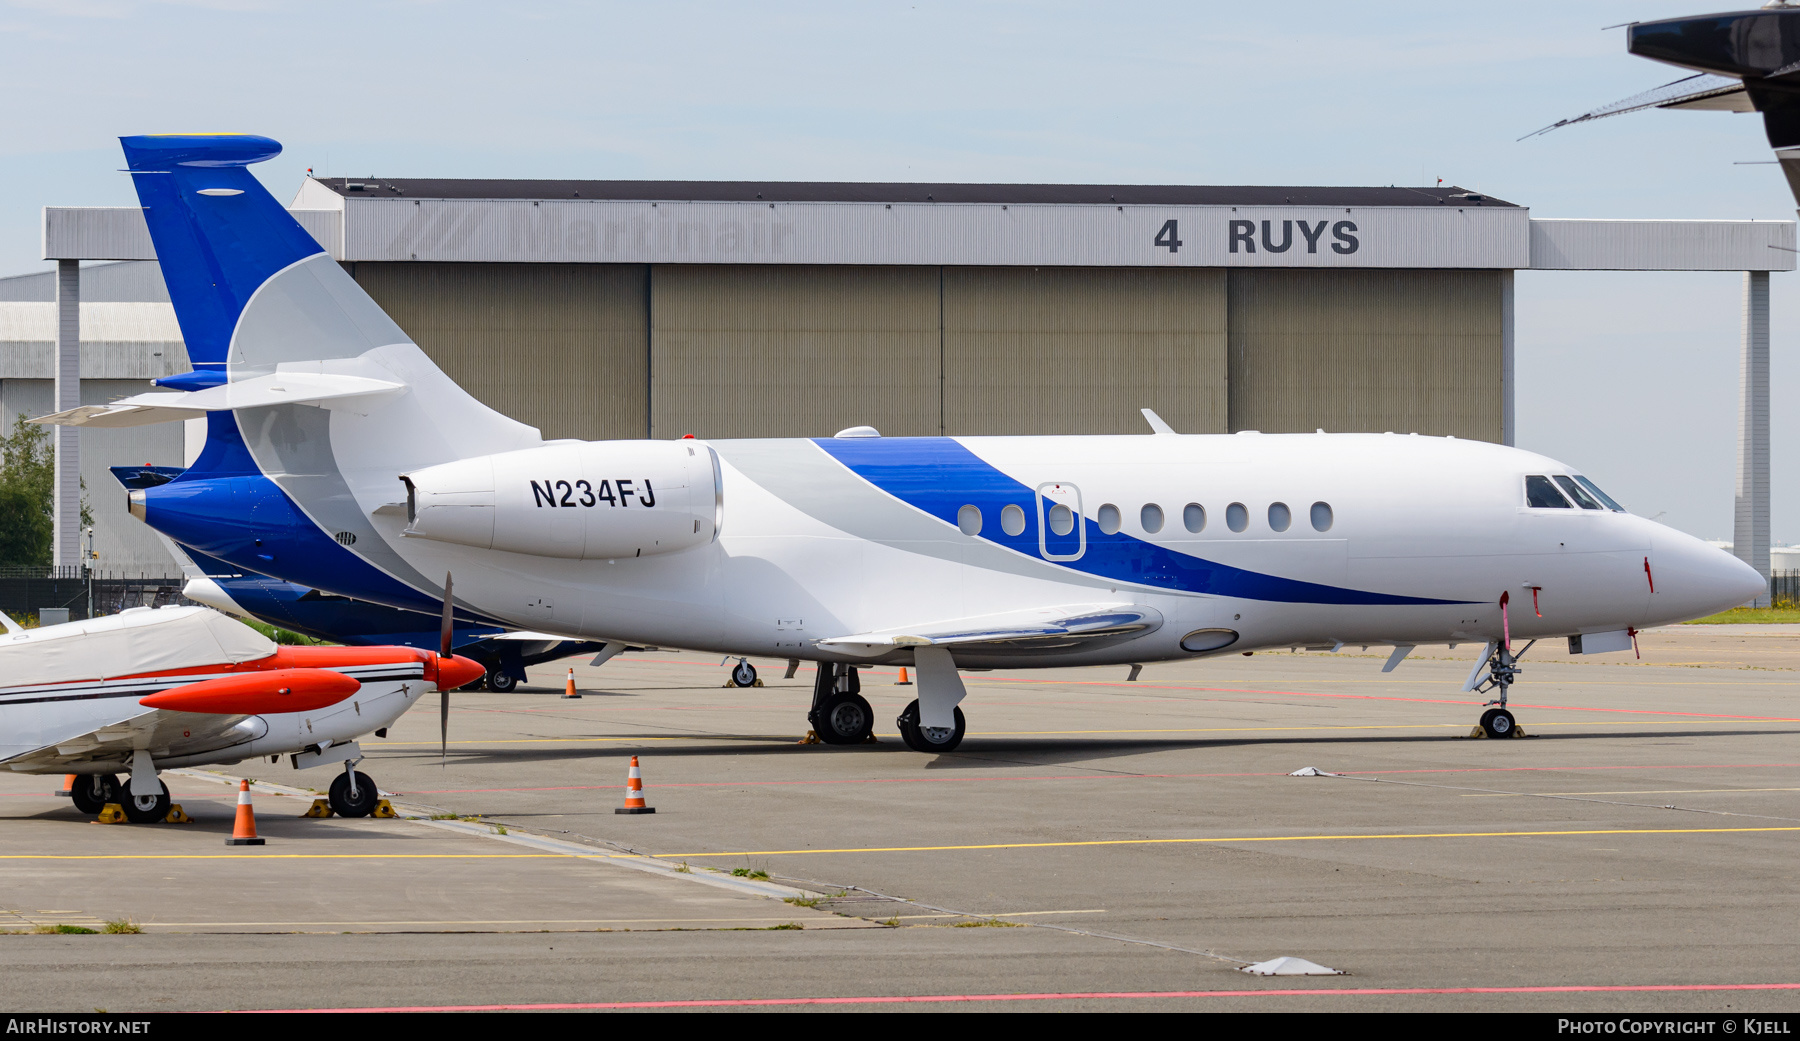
[
  {"left": 1310, "top": 501, "right": 1333, "bottom": 532},
  {"left": 1184, "top": 503, "right": 1205, "bottom": 533},
  {"left": 1525, "top": 475, "right": 1571, "bottom": 509},
  {"left": 1140, "top": 503, "right": 1164, "bottom": 534},
  {"left": 957, "top": 504, "right": 982, "bottom": 535},
  {"left": 1554, "top": 475, "right": 1603, "bottom": 510},
  {"left": 1268, "top": 502, "right": 1291, "bottom": 532},
  {"left": 1097, "top": 503, "right": 1121, "bottom": 534},
  {"left": 1574, "top": 475, "right": 1626, "bottom": 513},
  {"left": 1001, "top": 503, "right": 1027, "bottom": 535},
  {"left": 1226, "top": 502, "right": 1248, "bottom": 532},
  {"left": 1048, "top": 503, "right": 1075, "bottom": 536}
]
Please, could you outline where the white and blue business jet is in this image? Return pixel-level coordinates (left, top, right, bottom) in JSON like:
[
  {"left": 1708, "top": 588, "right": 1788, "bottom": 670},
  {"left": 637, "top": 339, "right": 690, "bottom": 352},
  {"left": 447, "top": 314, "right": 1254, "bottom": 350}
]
[{"left": 43, "top": 134, "right": 1766, "bottom": 753}]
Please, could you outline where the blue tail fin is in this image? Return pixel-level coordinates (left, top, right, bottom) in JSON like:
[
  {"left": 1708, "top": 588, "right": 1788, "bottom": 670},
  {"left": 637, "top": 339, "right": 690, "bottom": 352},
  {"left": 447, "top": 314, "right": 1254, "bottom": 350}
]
[{"left": 121, "top": 135, "right": 325, "bottom": 384}]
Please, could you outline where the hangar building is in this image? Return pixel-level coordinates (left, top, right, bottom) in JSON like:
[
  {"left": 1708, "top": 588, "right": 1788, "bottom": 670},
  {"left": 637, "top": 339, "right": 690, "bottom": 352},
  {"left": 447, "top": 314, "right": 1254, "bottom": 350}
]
[{"left": 21, "top": 179, "right": 1795, "bottom": 593}]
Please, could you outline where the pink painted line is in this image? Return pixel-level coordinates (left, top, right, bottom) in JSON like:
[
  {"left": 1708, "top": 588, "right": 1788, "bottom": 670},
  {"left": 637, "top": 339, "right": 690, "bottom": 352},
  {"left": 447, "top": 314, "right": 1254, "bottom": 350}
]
[{"left": 244, "top": 981, "right": 1800, "bottom": 1012}]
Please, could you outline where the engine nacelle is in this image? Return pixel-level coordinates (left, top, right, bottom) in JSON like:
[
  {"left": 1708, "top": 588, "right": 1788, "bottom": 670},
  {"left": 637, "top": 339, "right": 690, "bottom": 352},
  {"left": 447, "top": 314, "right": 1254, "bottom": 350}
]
[{"left": 401, "top": 440, "right": 721, "bottom": 560}]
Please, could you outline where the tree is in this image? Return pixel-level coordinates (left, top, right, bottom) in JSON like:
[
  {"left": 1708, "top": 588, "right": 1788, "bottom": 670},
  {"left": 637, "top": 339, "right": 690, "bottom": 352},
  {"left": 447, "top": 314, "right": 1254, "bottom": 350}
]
[{"left": 0, "top": 414, "right": 92, "bottom": 569}]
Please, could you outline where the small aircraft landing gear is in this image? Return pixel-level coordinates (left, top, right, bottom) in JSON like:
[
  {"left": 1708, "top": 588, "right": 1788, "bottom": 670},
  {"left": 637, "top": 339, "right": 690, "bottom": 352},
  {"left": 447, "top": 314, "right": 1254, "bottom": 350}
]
[
  {"left": 329, "top": 760, "right": 380, "bottom": 818},
  {"left": 897, "top": 700, "right": 965, "bottom": 753},
  {"left": 808, "top": 664, "right": 873, "bottom": 744},
  {"left": 1469, "top": 639, "right": 1534, "bottom": 739},
  {"left": 729, "top": 659, "right": 759, "bottom": 688},
  {"left": 120, "top": 781, "right": 171, "bottom": 824},
  {"left": 68, "top": 774, "right": 120, "bottom": 816}
]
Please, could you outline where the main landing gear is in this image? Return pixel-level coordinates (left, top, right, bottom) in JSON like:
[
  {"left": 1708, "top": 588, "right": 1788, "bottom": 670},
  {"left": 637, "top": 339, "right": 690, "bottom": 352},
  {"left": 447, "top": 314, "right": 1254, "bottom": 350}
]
[
  {"left": 808, "top": 664, "right": 874, "bottom": 744},
  {"left": 1469, "top": 640, "right": 1535, "bottom": 739},
  {"left": 897, "top": 700, "right": 965, "bottom": 753},
  {"left": 68, "top": 774, "right": 120, "bottom": 816}
]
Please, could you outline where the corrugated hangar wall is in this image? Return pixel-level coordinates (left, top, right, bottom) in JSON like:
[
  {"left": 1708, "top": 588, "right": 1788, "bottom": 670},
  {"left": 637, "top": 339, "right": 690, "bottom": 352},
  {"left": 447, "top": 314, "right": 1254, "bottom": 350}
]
[
  {"left": 349, "top": 263, "right": 1499, "bottom": 444},
  {"left": 1226, "top": 269, "right": 1503, "bottom": 441},
  {"left": 349, "top": 262, "right": 650, "bottom": 441}
]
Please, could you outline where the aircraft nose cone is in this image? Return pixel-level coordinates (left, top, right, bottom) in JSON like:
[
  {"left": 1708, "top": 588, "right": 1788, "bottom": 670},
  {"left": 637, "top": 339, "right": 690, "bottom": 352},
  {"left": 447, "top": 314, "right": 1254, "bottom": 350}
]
[{"left": 1651, "top": 533, "right": 1767, "bottom": 622}]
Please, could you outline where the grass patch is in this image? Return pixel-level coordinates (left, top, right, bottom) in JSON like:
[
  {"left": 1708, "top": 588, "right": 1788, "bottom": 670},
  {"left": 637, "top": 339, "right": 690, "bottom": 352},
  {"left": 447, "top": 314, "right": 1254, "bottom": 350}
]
[
  {"left": 235, "top": 618, "right": 329, "bottom": 645},
  {"left": 951, "top": 918, "right": 1021, "bottom": 928},
  {"left": 769, "top": 922, "right": 803, "bottom": 930},
  {"left": 34, "top": 925, "right": 96, "bottom": 934},
  {"left": 880, "top": 916, "right": 902, "bottom": 927},
  {"left": 1683, "top": 605, "right": 1800, "bottom": 624},
  {"left": 674, "top": 862, "right": 691, "bottom": 874},
  {"left": 783, "top": 895, "right": 823, "bottom": 908},
  {"left": 731, "top": 868, "right": 770, "bottom": 880},
  {"left": 493, "top": 825, "right": 507, "bottom": 835},
  {"left": 102, "top": 920, "right": 141, "bottom": 935}
]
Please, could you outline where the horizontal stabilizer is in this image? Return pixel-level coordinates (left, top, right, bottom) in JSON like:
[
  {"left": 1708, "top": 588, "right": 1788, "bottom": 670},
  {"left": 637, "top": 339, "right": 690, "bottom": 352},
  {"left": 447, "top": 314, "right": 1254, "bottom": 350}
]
[
  {"left": 818, "top": 603, "right": 1161, "bottom": 656},
  {"left": 31, "top": 370, "right": 405, "bottom": 428}
]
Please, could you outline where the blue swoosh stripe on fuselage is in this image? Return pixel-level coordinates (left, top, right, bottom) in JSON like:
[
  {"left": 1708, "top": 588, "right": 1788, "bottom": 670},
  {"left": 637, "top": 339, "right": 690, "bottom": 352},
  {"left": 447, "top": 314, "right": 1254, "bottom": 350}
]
[{"left": 811, "top": 437, "right": 1472, "bottom": 607}]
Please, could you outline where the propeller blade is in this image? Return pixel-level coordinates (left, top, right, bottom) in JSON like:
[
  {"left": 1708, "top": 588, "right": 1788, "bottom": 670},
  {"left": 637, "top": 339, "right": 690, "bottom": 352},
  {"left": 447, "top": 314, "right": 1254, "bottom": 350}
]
[
  {"left": 440, "top": 571, "right": 454, "bottom": 659},
  {"left": 440, "top": 687, "right": 449, "bottom": 767}
]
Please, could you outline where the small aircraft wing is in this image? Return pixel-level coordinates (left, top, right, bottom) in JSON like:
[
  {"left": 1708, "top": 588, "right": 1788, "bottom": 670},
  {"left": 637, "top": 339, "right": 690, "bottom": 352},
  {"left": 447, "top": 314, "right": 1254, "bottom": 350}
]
[
  {"left": 0, "top": 708, "right": 253, "bottom": 773},
  {"left": 1522, "top": 73, "right": 1749, "bottom": 139},
  {"left": 816, "top": 603, "right": 1161, "bottom": 655}
]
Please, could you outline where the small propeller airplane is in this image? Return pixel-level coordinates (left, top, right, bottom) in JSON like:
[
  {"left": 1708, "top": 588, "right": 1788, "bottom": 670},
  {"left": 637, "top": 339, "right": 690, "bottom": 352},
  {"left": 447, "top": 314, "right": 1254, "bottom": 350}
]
[{"left": 0, "top": 575, "right": 483, "bottom": 822}]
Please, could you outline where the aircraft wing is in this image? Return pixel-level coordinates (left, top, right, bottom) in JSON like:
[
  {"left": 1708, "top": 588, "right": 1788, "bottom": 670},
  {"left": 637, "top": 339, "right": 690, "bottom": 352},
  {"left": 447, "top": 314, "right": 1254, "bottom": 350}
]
[
  {"left": 1, "top": 709, "right": 255, "bottom": 773},
  {"left": 1522, "top": 73, "right": 1750, "bottom": 139},
  {"left": 815, "top": 604, "right": 1161, "bottom": 655}
]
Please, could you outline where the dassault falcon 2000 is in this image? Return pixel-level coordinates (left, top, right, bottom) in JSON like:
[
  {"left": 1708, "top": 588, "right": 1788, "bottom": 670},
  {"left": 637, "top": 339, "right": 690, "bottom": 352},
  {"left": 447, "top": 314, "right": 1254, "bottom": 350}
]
[{"left": 42, "top": 134, "right": 1766, "bottom": 753}]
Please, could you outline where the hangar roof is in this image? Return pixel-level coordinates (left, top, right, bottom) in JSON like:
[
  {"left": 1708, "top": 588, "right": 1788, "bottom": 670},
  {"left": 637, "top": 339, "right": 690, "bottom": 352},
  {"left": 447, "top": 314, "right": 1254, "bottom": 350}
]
[{"left": 309, "top": 177, "right": 1519, "bottom": 208}]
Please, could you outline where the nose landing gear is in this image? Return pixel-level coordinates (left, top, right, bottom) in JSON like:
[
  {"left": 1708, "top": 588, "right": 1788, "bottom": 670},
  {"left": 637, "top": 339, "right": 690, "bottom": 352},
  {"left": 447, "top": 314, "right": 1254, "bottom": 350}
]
[{"left": 1468, "top": 639, "right": 1534, "bottom": 739}]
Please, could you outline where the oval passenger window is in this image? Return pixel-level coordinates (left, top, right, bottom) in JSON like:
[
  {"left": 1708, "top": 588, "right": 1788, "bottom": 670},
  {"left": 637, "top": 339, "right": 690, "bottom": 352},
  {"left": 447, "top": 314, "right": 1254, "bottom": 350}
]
[
  {"left": 957, "top": 504, "right": 982, "bottom": 535},
  {"left": 1097, "top": 503, "right": 1121, "bottom": 534},
  {"left": 1183, "top": 503, "right": 1205, "bottom": 533},
  {"left": 1140, "top": 503, "right": 1163, "bottom": 534},
  {"left": 1310, "top": 501, "right": 1333, "bottom": 532},
  {"left": 1226, "top": 502, "right": 1248, "bottom": 533},
  {"left": 1268, "top": 502, "right": 1290, "bottom": 532},
  {"left": 1048, "top": 503, "right": 1075, "bottom": 536},
  {"left": 1001, "top": 503, "right": 1026, "bottom": 536}
]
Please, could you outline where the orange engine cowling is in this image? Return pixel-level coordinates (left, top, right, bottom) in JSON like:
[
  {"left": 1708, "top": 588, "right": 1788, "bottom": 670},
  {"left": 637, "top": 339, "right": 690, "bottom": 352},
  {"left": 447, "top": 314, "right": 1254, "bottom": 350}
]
[{"left": 139, "top": 668, "right": 360, "bottom": 715}]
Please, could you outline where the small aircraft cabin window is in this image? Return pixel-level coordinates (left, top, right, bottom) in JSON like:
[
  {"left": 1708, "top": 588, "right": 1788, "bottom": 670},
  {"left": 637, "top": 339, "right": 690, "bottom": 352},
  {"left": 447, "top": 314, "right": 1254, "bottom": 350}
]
[
  {"left": 1553, "top": 475, "right": 1604, "bottom": 510},
  {"left": 1140, "top": 503, "right": 1164, "bottom": 534},
  {"left": 1525, "top": 475, "right": 1572, "bottom": 509},
  {"left": 1574, "top": 475, "right": 1626, "bottom": 513},
  {"left": 1001, "top": 503, "right": 1027, "bottom": 536},
  {"left": 1097, "top": 503, "right": 1121, "bottom": 534},
  {"left": 1268, "top": 502, "right": 1291, "bottom": 532},
  {"left": 958, "top": 504, "right": 982, "bottom": 535},
  {"left": 1310, "top": 501, "right": 1333, "bottom": 532},
  {"left": 1048, "top": 503, "right": 1075, "bottom": 536},
  {"left": 1226, "top": 502, "right": 1248, "bottom": 532},
  {"left": 1184, "top": 503, "right": 1205, "bottom": 533}
]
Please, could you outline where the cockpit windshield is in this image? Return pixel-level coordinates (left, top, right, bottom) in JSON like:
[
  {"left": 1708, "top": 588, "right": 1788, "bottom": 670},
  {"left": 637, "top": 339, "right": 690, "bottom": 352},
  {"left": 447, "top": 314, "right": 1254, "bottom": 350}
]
[
  {"left": 1573, "top": 475, "right": 1626, "bottom": 513},
  {"left": 1525, "top": 475, "right": 1571, "bottom": 508},
  {"left": 1554, "top": 475, "right": 1603, "bottom": 510}
]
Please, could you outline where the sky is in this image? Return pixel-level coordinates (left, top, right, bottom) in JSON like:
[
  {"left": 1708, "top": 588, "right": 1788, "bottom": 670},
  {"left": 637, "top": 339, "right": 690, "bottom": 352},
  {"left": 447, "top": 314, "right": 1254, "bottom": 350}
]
[{"left": 0, "top": 0, "right": 1792, "bottom": 543}]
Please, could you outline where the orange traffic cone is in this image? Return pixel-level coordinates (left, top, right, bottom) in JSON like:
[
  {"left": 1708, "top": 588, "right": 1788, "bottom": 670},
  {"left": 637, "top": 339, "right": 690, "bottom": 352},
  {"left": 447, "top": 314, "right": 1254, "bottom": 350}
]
[
  {"left": 225, "top": 779, "right": 265, "bottom": 846},
  {"left": 614, "top": 755, "right": 654, "bottom": 814},
  {"left": 896, "top": 667, "right": 912, "bottom": 686},
  {"left": 563, "top": 667, "right": 582, "bottom": 699},
  {"left": 58, "top": 774, "right": 76, "bottom": 799}
]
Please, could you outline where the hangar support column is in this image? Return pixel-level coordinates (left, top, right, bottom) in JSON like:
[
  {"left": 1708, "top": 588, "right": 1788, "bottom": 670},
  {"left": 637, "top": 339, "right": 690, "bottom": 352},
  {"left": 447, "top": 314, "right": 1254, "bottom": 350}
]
[
  {"left": 1736, "top": 269, "right": 1771, "bottom": 606},
  {"left": 52, "top": 259, "right": 80, "bottom": 569}
]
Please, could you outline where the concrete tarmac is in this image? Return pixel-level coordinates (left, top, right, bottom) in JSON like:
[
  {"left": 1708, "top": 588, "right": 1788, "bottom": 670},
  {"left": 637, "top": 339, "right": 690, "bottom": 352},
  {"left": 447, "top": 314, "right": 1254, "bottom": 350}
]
[{"left": 1, "top": 624, "right": 1797, "bottom": 1012}]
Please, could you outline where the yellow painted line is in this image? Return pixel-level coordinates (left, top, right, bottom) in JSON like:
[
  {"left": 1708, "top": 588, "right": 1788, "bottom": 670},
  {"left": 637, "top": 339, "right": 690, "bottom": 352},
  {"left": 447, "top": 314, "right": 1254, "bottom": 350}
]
[
  {"left": 1462, "top": 788, "right": 1800, "bottom": 798},
  {"left": 650, "top": 825, "right": 1800, "bottom": 859}
]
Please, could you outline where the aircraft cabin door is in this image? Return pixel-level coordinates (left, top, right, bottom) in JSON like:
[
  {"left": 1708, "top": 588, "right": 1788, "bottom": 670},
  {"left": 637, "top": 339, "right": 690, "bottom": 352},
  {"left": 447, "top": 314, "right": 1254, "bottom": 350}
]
[{"left": 1036, "top": 482, "right": 1085, "bottom": 561}]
